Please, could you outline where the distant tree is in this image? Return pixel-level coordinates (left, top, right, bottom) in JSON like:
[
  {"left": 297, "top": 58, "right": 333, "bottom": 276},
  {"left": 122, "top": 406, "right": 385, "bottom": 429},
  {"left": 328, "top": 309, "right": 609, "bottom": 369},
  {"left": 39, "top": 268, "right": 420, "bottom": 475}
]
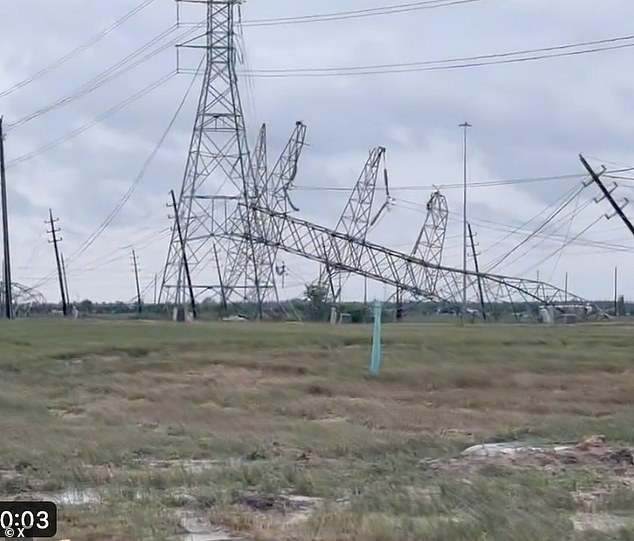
[
  {"left": 304, "top": 284, "right": 329, "bottom": 321},
  {"left": 78, "top": 299, "right": 93, "bottom": 313}
]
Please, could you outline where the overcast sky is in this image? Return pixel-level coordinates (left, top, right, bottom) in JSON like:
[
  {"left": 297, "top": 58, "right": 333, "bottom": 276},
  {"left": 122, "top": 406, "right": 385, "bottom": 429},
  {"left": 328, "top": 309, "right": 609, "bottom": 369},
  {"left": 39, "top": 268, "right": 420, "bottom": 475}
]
[{"left": 2, "top": 0, "right": 634, "bottom": 305}]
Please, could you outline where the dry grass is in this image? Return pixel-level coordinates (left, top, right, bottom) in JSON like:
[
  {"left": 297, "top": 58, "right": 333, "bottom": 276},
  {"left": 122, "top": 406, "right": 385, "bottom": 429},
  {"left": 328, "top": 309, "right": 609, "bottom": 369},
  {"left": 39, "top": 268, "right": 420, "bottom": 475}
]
[{"left": 1, "top": 319, "right": 634, "bottom": 539}]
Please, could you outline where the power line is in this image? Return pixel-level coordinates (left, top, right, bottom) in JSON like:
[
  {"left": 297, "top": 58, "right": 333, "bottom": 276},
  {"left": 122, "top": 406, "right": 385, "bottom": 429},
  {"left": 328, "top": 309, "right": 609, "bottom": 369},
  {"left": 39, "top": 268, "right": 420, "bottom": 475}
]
[
  {"left": 295, "top": 172, "right": 592, "bottom": 193},
  {"left": 0, "top": 0, "right": 158, "bottom": 99},
  {"left": 487, "top": 193, "right": 593, "bottom": 274},
  {"left": 472, "top": 184, "right": 583, "bottom": 255},
  {"left": 66, "top": 63, "right": 202, "bottom": 265},
  {"left": 238, "top": 34, "right": 634, "bottom": 78},
  {"left": 6, "top": 72, "right": 176, "bottom": 169},
  {"left": 65, "top": 228, "right": 171, "bottom": 276},
  {"left": 483, "top": 186, "right": 587, "bottom": 273},
  {"left": 392, "top": 192, "right": 634, "bottom": 254},
  {"left": 519, "top": 216, "right": 604, "bottom": 278},
  {"left": 29, "top": 60, "right": 203, "bottom": 290},
  {"left": 241, "top": 0, "right": 484, "bottom": 27},
  {"left": 547, "top": 190, "right": 582, "bottom": 283},
  {"left": 7, "top": 23, "right": 202, "bottom": 131}
]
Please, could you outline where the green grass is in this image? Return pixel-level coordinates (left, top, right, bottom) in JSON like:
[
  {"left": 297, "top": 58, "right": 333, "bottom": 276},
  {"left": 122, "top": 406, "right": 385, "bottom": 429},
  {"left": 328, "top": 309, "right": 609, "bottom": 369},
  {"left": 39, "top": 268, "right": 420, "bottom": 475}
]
[{"left": 1, "top": 319, "right": 634, "bottom": 539}]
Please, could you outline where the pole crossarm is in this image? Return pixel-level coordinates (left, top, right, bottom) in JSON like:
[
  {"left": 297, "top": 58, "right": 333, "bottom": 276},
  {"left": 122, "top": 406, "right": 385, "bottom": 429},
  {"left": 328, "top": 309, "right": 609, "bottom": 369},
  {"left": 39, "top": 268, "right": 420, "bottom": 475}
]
[{"left": 227, "top": 204, "right": 595, "bottom": 311}]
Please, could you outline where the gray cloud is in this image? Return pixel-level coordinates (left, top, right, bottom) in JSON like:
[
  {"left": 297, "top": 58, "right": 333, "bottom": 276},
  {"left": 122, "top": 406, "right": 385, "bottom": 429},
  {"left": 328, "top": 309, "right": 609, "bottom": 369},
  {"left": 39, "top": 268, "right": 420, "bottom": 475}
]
[{"left": 2, "top": 0, "right": 634, "bottom": 303}]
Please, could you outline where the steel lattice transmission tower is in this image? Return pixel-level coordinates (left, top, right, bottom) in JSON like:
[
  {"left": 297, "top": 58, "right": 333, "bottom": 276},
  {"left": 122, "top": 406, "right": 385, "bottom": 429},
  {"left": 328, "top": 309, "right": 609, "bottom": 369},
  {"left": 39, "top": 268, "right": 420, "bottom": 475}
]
[
  {"left": 160, "top": 0, "right": 274, "bottom": 314},
  {"left": 319, "top": 147, "right": 391, "bottom": 302},
  {"left": 411, "top": 190, "right": 449, "bottom": 296}
]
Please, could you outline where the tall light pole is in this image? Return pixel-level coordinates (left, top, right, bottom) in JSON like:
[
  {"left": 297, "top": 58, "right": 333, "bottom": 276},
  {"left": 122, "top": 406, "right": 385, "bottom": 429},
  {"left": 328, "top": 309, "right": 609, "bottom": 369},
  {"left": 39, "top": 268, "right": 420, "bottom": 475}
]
[{"left": 459, "top": 122, "right": 472, "bottom": 326}]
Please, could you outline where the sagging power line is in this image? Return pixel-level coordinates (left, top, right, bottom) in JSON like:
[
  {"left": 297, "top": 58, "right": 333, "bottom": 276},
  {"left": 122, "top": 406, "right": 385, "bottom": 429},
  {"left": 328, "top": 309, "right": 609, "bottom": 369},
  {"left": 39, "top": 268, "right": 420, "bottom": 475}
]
[{"left": 0, "top": 0, "right": 158, "bottom": 99}]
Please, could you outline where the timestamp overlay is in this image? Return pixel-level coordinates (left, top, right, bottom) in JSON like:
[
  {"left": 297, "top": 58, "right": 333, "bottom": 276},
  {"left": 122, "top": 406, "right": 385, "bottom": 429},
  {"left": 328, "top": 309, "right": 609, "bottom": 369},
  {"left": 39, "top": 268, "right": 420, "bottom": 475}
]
[{"left": 0, "top": 501, "right": 57, "bottom": 539}]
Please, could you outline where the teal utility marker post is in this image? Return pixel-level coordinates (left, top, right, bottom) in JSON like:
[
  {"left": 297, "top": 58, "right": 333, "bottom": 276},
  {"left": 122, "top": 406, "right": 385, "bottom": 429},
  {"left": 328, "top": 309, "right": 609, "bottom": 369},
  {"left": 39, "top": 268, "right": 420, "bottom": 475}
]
[{"left": 370, "top": 300, "right": 383, "bottom": 376}]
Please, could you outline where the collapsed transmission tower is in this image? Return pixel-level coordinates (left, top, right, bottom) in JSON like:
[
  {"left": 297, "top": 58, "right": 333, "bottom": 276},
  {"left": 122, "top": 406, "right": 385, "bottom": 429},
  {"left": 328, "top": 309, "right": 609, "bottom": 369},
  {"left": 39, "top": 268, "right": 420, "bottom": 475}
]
[
  {"left": 227, "top": 203, "right": 599, "bottom": 317},
  {"left": 319, "top": 147, "right": 391, "bottom": 302},
  {"left": 411, "top": 190, "right": 449, "bottom": 295},
  {"left": 388, "top": 189, "right": 449, "bottom": 316},
  {"left": 160, "top": 0, "right": 306, "bottom": 317},
  {"left": 0, "top": 281, "right": 46, "bottom": 317}
]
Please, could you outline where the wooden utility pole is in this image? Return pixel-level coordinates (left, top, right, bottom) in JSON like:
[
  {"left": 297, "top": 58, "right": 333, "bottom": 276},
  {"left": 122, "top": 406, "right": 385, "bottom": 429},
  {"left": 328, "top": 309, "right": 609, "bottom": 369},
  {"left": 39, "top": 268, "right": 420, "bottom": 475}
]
[
  {"left": 61, "top": 253, "right": 70, "bottom": 307},
  {"left": 614, "top": 266, "right": 619, "bottom": 316},
  {"left": 170, "top": 190, "right": 197, "bottom": 320},
  {"left": 468, "top": 223, "right": 487, "bottom": 320},
  {"left": 395, "top": 287, "right": 403, "bottom": 322},
  {"left": 132, "top": 250, "right": 142, "bottom": 314},
  {"left": 46, "top": 209, "right": 67, "bottom": 316},
  {"left": 0, "top": 117, "right": 13, "bottom": 319},
  {"left": 580, "top": 154, "right": 634, "bottom": 238}
]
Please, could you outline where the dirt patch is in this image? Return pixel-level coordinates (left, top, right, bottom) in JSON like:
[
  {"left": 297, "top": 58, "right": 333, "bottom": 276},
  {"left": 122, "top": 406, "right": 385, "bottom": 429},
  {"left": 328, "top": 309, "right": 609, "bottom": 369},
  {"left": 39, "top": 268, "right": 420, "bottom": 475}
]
[
  {"left": 232, "top": 492, "right": 323, "bottom": 524},
  {"left": 177, "top": 510, "right": 241, "bottom": 541},
  {"left": 47, "top": 407, "right": 87, "bottom": 420},
  {"left": 142, "top": 459, "right": 222, "bottom": 473},
  {"left": 431, "top": 436, "right": 634, "bottom": 476},
  {"left": 572, "top": 512, "right": 634, "bottom": 532}
]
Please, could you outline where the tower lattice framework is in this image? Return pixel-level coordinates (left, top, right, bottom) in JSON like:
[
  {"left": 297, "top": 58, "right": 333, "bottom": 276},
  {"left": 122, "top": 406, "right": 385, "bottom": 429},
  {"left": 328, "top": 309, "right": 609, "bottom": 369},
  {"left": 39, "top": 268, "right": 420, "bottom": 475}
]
[
  {"left": 411, "top": 190, "right": 449, "bottom": 296},
  {"left": 160, "top": 0, "right": 270, "bottom": 312}
]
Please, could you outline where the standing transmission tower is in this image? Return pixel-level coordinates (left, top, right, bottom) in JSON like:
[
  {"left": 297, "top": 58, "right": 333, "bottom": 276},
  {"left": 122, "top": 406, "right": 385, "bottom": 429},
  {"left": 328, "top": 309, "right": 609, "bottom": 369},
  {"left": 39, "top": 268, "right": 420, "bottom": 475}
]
[
  {"left": 160, "top": 1, "right": 307, "bottom": 318},
  {"left": 160, "top": 0, "right": 253, "bottom": 310}
]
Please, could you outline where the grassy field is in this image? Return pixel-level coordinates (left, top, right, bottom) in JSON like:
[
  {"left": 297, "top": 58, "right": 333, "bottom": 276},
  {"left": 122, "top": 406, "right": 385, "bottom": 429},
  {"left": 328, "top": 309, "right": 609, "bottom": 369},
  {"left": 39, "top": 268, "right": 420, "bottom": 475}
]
[{"left": 1, "top": 319, "right": 634, "bottom": 540}]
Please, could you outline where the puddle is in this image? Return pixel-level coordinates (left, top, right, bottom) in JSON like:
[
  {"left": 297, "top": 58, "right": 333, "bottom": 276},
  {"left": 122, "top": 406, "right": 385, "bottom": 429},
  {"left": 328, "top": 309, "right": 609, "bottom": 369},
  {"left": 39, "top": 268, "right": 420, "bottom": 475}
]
[{"left": 177, "top": 511, "right": 238, "bottom": 541}]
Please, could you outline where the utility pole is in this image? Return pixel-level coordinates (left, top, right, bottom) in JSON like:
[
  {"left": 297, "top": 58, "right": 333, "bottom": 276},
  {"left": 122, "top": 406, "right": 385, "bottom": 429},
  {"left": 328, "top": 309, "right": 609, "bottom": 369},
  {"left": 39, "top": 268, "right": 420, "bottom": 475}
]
[
  {"left": 213, "top": 244, "right": 228, "bottom": 317},
  {"left": 468, "top": 223, "right": 486, "bottom": 320},
  {"left": 580, "top": 154, "right": 634, "bottom": 238},
  {"left": 614, "top": 266, "right": 618, "bottom": 316},
  {"left": 459, "top": 122, "right": 472, "bottom": 326},
  {"left": 132, "top": 250, "right": 142, "bottom": 314},
  {"left": 61, "top": 253, "right": 70, "bottom": 307},
  {"left": 169, "top": 189, "right": 197, "bottom": 320},
  {"left": 46, "top": 209, "right": 67, "bottom": 316},
  {"left": 0, "top": 117, "right": 13, "bottom": 319},
  {"left": 564, "top": 272, "right": 568, "bottom": 305},
  {"left": 153, "top": 273, "right": 158, "bottom": 306}
]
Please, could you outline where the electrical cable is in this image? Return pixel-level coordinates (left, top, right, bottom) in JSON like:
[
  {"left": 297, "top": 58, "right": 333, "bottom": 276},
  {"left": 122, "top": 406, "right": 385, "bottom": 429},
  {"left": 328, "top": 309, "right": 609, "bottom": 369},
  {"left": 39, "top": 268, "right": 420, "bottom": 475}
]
[
  {"left": 476, "top": 184, "right": 582, "bottom": 255},
  {"left": 467, "top": 215, "right": 631, "bottom": 253},
  {"left": 486, "top": 192, "right": 593, "bottom": 276},
  {"left": 0, "top": 0, "right": 158, "bottom": 99},
  {"left": 7, "top": 23, "right": 203, "bottom": 131},
  {"left": 547, "top": 190, "right": 582, "bottom": 283},
  {"left": 294, "top": 172, "right": 592, "bottom": 192},
  {"left": 6, "top": 72, "right": 176, "bottom": 168},
  {"left": 239, "top": 34, "right": 634, "bottom": 78},
  {"left": 483, "top": 186, "right": 588, "bottom": 273},
  {"left": 66, "top": 228, "right": 171, "bottom": 276},
  {"left": 391, "top": 198, "right": 633, "bottom": 254},
  {"left": 29, "top": 59, "right": 204, "bottom": 290},
  {"left": 519, "top": 216, "right": 604, "bottom": 278},
  {"left": 242, "top": 0, "right": 484, "bottom": 27}
]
